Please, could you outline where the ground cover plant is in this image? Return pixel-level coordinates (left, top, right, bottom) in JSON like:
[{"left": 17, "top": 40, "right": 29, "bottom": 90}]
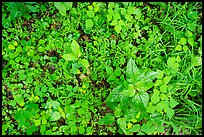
[{"left": 2, "top": 2, "right": 202, "bottom": 135}]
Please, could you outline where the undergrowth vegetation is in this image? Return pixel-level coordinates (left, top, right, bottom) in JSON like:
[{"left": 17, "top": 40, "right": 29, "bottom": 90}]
[{"left": 2, "top": 2, "right": 202, "bottom": 135}]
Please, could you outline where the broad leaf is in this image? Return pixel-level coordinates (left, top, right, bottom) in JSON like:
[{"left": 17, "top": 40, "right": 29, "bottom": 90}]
[
  {"left": 78, "top": 59, "right": 89, "bottom": 67},
  {"left": 86, "top": 19, "right": 93, "bottom": 28},
  {"left": 62, "top": 53, "right": 77, "bottom": 61},
  {"left": 54, "top": 2, "right": 67, "bottom": 16},
  {"left": 151, "top": 89, "right": 160, "bottom": 104},
  {"left": 106, "top": 85, "right": 123, "bottom": 103},
  {"left": 126, "top": 58, "right": 139, "bottom": 78},
  {"left": 132, "top": 91, "right": 149, "bottom": 107},
  {"left": 64, "top": 2, "right": 73, "bottom": 10},
  {"left": 50, "top": 112, "right": 61, "bottom": 121},
  {"left": 97, "top": 113, "right": 115, "bottom": 125},
  {"left": 71, "top": 40, "right": 81, "bottom": 58},
  {"left": 117, "top": 118, "right": 127, "bottom": 135}
]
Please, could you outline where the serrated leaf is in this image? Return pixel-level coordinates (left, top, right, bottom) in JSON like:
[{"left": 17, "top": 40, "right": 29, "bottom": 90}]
[
  {"left": 78, "top": 59, "right": 89, "bottom": 67},
  {"left": 166, "top": 107, "right": 174, "bottom": 119},
  {"left": 163, "top": 76, "right": 172, "bottom": 85},
  {"left": 50, "top": 112, "right": 61, "bottom": 121},
  {"left": 62, "top": 53, "right": 77, "bottom": 61},
  {"left": 98, "top": 113, "right": 115, "bottom": 125},
  {"left": 86, "top": 19, "right": 93, "bottom": 28},
  {"left": 71, "top": 40, "right": 81, "bottom": 58}
]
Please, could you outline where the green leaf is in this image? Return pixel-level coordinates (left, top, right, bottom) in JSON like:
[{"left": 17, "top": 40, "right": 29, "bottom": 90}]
[
  {"left": 54, "top": 2, "right": 67, "bottom": 16},
  {"left": 86, "top": 19, "right": 93, "bottom": 28},
  {"left": 114, "top": 25, "right": 122, "bottom": 33},
  {"left": 62, "top": 53, "right": 77, "bottom": 61},
  {"left": 98, "top": 113, "right": 115, "bottom": 125},
  {"left": 133, "top": 91, "right": 149, "bottom": 107},
  {"left": 160, "top": 84, "right": 168, "bottom": 93},
  {"left": 87, "top": 10, "right": 95, "bottom": 18},
  {"left": 78, "top": 59, "right": 89, "bottom": 67},
  {"left": 107, "top": 14, "right": 112, "bottom": 22},
  {"left": 175, "top": 45, "right": 182, "bottom": 51},
  {"left": 137, "top": 132, "right": 145, "bottom": 135},
  {"left": 79, "top": 126, "right": 85, "bottom": 134},
  {"left": 185, "top": 30, "right": 193, "bottom": 37},
  {"left": 123, "top": 84, "right": 135, "bottom": 97},
  {"left": 163, "top": 76, "right": 172, "bottom": 85},
  {"left": 8, "top": 44, "right": 15, "bottom": 50},
  {"left": 27, "top": 5, "right": 39, "bottom": 12},
  {"left": 50, "top": 112, "right": 61, "bottom": 121},
  {"left": 71, "top": 40, "right": 81, "bottom": 58},
  {"left": 42, "top": 116, "right": 47, "bottom": 125},
  {"left": 64, "top": 2, "right": 73, "bottom": 10},
  {"left": 117, "top": 118, "right": 127, "bottom": 135},
  {"left": 130, "top": 124, "right": 140, "bottom": 132},
  {"left": 136, "top": 81, "right": 154, "bottom": 92},
  {"left": 77, "top": 108, "right": 86, "bottom": 116},
  {"left": 151, "top": 90, "right": 160, "bottom": 104},
  {"left": 156, "top": 69, "right": 164, "bottom": 79},
  {"left": 157, "top": 125, "right": 165, "bottom": 133},
  {"left": 126, "top": 58, "right": 139, "bottom": 78},
  {"left": 167, "top": 57, "right": 176, "bottom": 67},
  {"left": 166, "top": 107, "right": 174, "bottom": 119},
  {"left": 106, "top": 87, "right": 123, "bottom": 102},
  {"left": 110, "top": 19, "right": 117, "bottom": 26},
  {"left": 114, "top": 67, "right": 121, "bottom": 76},
  {"left": 114, "top": 107, "right": 122, "bottom": 117},
  {"left": 146, "top": 103, "right": 155, "bottom": 114},
  {"left": 192, "top": 56, "right": 202, "bottom": 66},
  {"left": 179, "top": 38, "right": 187, "bottom": 45},
  {"left": 135, "top": 8, "right": 142, "bottom": 20},
  {"left": 34, "top": 119, "right": 41, "bottom": 126},
  {"left": 188, "top": 38, "right": 194, "bottom": 46},
  {"left": 106, "top": 66, "right": 113, "bottom": 75},
  {"left": 169, "top": 98, "right": 179, "bottom": 108}
]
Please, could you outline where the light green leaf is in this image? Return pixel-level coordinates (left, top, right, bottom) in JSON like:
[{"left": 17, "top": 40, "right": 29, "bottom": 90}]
[
  {"left": 146, "top": 103, "right": 155, "bottom": 114},
  {"left": 156, "top": 69, "right": 164, "bottom": 79},
  {"left": 79, "top": 126, "right": 85, "bottom": 134},
  {"left": 115, "top": 25, "right": 122, "bottom": 33},
  {"left": 167, "top": 57, "right": 176, "bottom": 66},
  {"left": 42, "top": 116, "right": 47, "bottom": 125},
  {"left": 163, "top": 76, "right": 172, "bottom": 85},
  {"left": 188, "top": 38, "right": 194, "bottom": 46},
  {"left": 50, "top": 112, "right": 61, "bottom": 121},
  {"left": 54, "top": 2, "right": 67, "bottom": 16},
  {"left": 62, "top": 53, "right": 77, "bottom": 61},
  {"left": 64, "top": 2, "right": 73, "bottom": 10},
  {"left": 166, "top": 107, "right": 174, "bottom": 119},
  {"left": 117, "top": 118, "right": 127, "bottom": 135},
  {"left": 87, "top": 10, "right": 95, "bottom": 18},
  {"left": 107, "top": 14, "right": 112, "bottom": 22},
  {"left": 151, "top": 90, "right": 160, "bottom": 104},
  {"left": 8, "top": 44, "right": 15, "bottom": 50},
  {"left": 106, "top": 87, "right": 123, "bottom": 102},
  {"left": 34, "top": 119, "right": 41, "bottom": 126},
  {"left": 179, "top": 38, "right": 187, "bottom": 45},
  {"left": 170, "top": 98, "right": 179, "bottom": 108},
  {"left": 78, "top": 59, "right": 89, "bottom": 67},
  {"left": 175, "top": 45, "right": 182, "bottom": 51},
  {"left": 185, "top": 30, "right": 193, "bottom": 37},
  {"left": 192, "top": 56, "right": 202, "bottom": 66},
  {"left": 160, "top": 84, "right": 168, "bottom": 93},
  {"left": 86, "top": 19, "right": 93, "bottom": 28},
  {"left": 135, "top": 8, "right": 141, "bottom": 19},
  {"left": 110, "top": 19, "right": 117, "bottom": 26},
  {"left": 98, "top": 113, "right": 115, "bottom": 125},
  {"left": 71, "top": 40, "right": 81, "bottom": 58}
]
